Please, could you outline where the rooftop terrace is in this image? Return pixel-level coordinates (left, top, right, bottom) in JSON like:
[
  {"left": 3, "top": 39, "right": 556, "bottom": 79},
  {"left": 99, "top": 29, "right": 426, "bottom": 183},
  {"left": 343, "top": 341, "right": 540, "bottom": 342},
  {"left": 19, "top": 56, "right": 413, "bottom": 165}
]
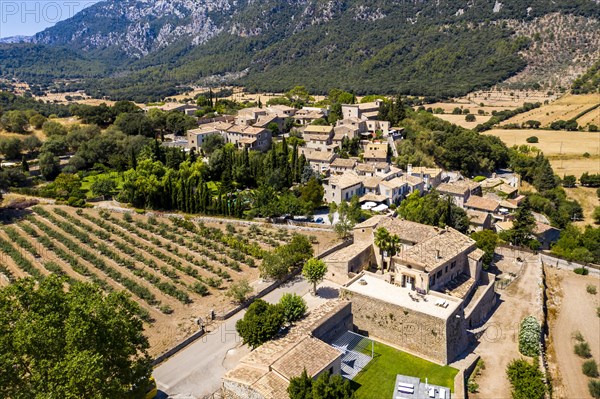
[{"left": 344, "top": 274, "right": 460, "bottom": 319}]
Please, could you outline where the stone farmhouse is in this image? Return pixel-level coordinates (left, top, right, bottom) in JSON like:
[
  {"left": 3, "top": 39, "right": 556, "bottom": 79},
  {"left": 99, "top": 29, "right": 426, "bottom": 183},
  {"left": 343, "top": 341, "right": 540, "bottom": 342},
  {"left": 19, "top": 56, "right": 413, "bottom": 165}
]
[
  {"left": 187, "top": 121, "right": 272, "bottom": 152},
  {"left": 323, "top": 215, "right": 497, "bottom": 364},
  {"left": 341, "top": 101, "right": 391, "bottom": 135},
  {"left": 322, "top": 161, "right": 431, "bottom": 206},
  {"left": 294, "top": 108, "right": 327, "bottom": 125},
  {"left": 222, "top": 300, "right": 352, "bottom": 399}
]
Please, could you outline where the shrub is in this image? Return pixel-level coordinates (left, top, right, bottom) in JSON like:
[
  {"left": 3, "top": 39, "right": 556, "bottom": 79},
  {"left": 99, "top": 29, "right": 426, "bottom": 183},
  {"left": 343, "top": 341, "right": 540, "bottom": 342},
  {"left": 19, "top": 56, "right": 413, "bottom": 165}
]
[
  {"left": 583, "top": 360, "right": 600, "bottom": 377},
  {"left": 573, "top": 331, "right": 585, "bottom": 342},
  {"left": 584, "top": 152, "right": 591, "bottom": 158},
  {"left": 467, "top": 380, "right": 479, "bottom": 393},
  {"left": 597, "top": 307, "right": 600, "bottom": 318},
  {"left": 225, "top": 279, "right": 253, "bottom": 303},
  {"left": 587, "top": 284, "right": 598, "bottom": 295},
  {"left": 575, "top": 342, "right": 592, "bottom": 358},
  {"left": 236, "top": 299, "right": 284, "bottom": 349},
  {"left": 574, "top": 267, "right": 589, "bottom": 275},
  {"left": 519, "top": 316, "right": 540, "bottom": 357},
  {"left": 526, "top": 136, "right": 539, "bottom": 143},
  {"left": 123, "top": 212, "right": 133, "bottom": 222},
  {"left": 590, "top": 380, "right": 600, "bottom": 399},
  {"left": 279, "top": 293, "right": 307, "bottom": 324},
  {"left": 465, "top": 114, "right": 476, "bottom": 122},
  {"left": 506, "top": 358, "right": 546, "bottom": 399}
]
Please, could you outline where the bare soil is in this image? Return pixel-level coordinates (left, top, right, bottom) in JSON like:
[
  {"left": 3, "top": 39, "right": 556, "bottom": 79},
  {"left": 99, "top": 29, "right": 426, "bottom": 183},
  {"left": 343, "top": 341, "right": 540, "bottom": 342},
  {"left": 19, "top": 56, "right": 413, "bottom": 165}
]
[
  {"left": 0, "top": 205, "right": 340, "bottom": 357},
  {"left": 470, "top": 250, "right": 543, "bottom": 399},
  {"left": 546, "top": 268, "right": 600, "bottom": 399}
]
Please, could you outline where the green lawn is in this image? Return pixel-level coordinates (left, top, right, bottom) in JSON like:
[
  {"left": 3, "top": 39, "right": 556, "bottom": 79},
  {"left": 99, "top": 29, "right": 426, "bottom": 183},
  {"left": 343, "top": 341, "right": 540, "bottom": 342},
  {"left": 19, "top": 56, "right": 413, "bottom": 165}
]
[
  {"left": 80, "top": 172, "right": 124, "bottom": 197},
  {"left": 353, "top": 342, "right": 458, "bottom": 399}
]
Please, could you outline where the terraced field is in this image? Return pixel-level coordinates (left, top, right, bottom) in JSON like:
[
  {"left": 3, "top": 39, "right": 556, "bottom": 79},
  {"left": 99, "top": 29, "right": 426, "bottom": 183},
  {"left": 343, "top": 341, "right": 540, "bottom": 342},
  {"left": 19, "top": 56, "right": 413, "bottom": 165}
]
[{"left": 0, "top": 206, "right": 338, "bottom": 355}]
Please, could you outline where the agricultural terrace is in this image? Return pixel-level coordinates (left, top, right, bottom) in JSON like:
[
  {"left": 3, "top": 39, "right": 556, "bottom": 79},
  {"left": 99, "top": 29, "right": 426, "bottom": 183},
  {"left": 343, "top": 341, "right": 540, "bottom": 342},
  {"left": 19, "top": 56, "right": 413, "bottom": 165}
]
[
  {"left": 0, "top": 206, "right": 339, "bottom": 356},
  {"left": 484, "top": 128, "right": 600, "bottom": 177},
  {"left": 499, "top": 94, "right": 600, "bottom": 129},
  {"left": 424, "top": 89, "right": 560, "bottom": 129}
]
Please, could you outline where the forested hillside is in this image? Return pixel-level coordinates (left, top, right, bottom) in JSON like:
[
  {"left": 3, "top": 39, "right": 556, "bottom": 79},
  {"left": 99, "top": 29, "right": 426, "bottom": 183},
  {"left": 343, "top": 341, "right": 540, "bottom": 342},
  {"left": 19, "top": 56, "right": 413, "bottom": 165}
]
[{"left": 1, "top": 0, "right": 598, "bottom": 101}]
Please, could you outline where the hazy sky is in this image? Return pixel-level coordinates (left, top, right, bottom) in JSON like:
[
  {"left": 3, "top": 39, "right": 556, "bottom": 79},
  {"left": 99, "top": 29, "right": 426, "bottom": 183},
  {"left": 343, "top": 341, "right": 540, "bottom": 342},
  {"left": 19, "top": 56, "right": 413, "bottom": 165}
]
[{"left": 0, "top": 1, "right": 100, "bottom": 38}]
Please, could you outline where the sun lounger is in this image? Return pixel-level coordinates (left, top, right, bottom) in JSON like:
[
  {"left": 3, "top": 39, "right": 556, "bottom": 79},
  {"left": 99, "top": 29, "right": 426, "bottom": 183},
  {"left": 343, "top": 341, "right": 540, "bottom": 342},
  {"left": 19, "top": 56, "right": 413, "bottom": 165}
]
[
  {"left": 397, "top": 382, "right": 414, "bottom": 389},
  {"left": 439, "top": 388, "right": 447, "bottom": 399},
  {"left": 429, "top": 387, "right": 436, "bottom": 398},
  {"left": 397, "top": 387, "right": 414, "bottom": 394}
]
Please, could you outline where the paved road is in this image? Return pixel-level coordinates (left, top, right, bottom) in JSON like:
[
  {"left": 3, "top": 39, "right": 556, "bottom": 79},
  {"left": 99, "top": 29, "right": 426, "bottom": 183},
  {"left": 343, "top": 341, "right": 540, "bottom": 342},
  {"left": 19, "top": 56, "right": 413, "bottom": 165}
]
[{"left": 154, "top": 276, "right": 311, "bottom": 399}]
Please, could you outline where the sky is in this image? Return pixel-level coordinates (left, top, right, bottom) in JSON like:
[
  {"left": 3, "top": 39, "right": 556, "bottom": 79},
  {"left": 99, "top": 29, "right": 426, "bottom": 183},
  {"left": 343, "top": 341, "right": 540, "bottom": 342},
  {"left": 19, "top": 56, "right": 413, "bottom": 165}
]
[{"left": 0, "top": 0, "right": 100, "bottom": 38}]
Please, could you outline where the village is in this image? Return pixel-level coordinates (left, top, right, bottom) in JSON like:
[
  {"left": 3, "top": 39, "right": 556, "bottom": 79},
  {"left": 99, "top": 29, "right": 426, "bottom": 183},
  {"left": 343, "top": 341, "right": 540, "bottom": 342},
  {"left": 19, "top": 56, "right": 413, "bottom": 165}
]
[{"left": 123, "top": 97, "right": 593, "bottom": 399}]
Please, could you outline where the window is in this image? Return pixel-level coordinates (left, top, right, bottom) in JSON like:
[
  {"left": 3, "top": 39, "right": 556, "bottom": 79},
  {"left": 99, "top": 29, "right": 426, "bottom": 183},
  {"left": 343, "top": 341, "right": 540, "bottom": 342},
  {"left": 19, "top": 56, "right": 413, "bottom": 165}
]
[
  {"left": 445, "top": 266, "right": 448, "bottom": 273},
  {"left": 436, "top": 270, "right": 442, "bottom": 278},
  {"left": 451, "top": 261, "right": 456, "bottom": 269}
]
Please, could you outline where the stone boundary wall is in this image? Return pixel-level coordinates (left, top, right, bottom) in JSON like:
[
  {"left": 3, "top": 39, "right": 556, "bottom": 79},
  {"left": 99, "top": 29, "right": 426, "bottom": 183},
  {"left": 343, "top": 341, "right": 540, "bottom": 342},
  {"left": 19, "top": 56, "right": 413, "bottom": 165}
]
[
  {"left": 459, "top": 354, "right": 481, "bottom": 399},
  {"left": 152, "top": 242, "right": 348, "bottom": 365},
  {"left": 464, "top": 274, "right": 497, "bottom": 329},
  {"left": 539, "top": 252, "right": 600, "bottom": 274}
]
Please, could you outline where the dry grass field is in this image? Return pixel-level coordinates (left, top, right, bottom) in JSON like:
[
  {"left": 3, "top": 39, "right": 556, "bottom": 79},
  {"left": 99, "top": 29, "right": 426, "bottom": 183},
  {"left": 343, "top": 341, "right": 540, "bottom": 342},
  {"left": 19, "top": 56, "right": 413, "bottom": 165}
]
[
  {"left": 563, "top": 186, "right": 600, "bottom": 226},
  {"left": 465, "top": 89, "right": 560, "bottom": 108},
  {"left": 500, "top": 93, "right": 600, "bottom": 128},
  {"left": 430, "top": 113, "right": 490, "bottom": 129},
  {"left": 577, "top": 104, "right": 600, "bottom": 128},
  {"left": 35, "top": 92, "right": 117, "bottom": 107},
  {"left": 0, "top": 117, "right": 83, "bottom": 143},
  {"left": 485, "top": 128, "right": 600, "bottom": 156},
  {"left": 485, "top": 128, "right": 600, "bottom": 176},
  {"left": 425, "top": 89, "right": 560, "bottom": 129},
  {"left": 0, "top": 206, "right": 339, "bottom": 356}
]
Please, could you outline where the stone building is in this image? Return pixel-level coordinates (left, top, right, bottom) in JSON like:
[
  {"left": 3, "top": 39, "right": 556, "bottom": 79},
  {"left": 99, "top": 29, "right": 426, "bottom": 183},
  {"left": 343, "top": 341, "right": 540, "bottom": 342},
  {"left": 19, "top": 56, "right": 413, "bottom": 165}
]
[
  {"left": 322, "top": 215, "right": 497, "bottom": 364},
  {"left": 222, "top": 301, "right": 352, "bottom": 399}
]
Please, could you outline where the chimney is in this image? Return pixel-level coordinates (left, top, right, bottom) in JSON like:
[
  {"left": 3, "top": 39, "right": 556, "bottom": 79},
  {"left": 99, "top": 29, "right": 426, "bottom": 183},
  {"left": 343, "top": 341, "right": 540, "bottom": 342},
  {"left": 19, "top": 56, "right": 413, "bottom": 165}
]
[
  {"left": 407, "top": 164, "right": 413, "bottom": 174},
  {"left": 436, "top": 249, "right": 441, "bottom": 259}
]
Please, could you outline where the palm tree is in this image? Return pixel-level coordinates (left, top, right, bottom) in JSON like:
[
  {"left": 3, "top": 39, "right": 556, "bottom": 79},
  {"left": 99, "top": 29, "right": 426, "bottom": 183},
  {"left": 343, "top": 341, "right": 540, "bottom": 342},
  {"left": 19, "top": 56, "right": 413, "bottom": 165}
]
[{"left": 374, "top": 227, "right": 391, "bottom": 271}]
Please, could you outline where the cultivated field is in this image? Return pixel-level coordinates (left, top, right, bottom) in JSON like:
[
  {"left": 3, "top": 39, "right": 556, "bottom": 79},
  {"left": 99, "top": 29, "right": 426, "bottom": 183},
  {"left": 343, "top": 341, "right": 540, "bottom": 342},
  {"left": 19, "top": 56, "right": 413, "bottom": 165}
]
[
  {"left": 500, "top": 94, "right": 600, "bottom": 129},
  {"left": 546, "top": 268, "right": 600, "bottom": 399},
  {"left": 0, "top": 206, "right": 339, "bottom": 356},
  {"left": 465, "top": 89, "right": 560, "bottom": 108},
  {"left": 425, "top": 89, "right": 559, "bottom": 129},
  {"left": 485, "top": 128, "right": 600, "bottom": 156},
  {"left": 430, "top": 113, "right": 491, "bottom": 129},
  {"left": 485, "top": 128, "right": 600, "bottom": 176}
]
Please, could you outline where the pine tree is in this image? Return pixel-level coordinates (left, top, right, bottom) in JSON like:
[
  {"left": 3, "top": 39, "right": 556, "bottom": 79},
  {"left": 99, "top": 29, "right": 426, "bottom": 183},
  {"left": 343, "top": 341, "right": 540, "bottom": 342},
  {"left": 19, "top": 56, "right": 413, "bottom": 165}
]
[
  {"left": 509, "top": 198, "right": 536, "bottom": 247},
  {"left": 21, "top": 156, "right": 29, "bottom": 172}
]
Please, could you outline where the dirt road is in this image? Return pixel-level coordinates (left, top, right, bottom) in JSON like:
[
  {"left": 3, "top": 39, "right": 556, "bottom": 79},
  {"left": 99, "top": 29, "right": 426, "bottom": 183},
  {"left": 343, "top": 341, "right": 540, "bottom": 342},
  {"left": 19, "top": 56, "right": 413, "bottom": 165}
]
[
  {"left": 470, "top": 251, "right": 543, "bottom": 399},
  {"left": 547, "top": 268, "right": 600, "bottom": 399}
]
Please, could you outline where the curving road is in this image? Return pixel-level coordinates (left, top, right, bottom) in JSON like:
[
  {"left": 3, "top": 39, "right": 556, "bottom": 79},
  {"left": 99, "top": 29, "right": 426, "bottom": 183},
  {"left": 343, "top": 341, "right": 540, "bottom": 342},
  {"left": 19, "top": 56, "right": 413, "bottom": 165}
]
[{"left": 153, "top": 277, "right": 311, "bottom": 399}]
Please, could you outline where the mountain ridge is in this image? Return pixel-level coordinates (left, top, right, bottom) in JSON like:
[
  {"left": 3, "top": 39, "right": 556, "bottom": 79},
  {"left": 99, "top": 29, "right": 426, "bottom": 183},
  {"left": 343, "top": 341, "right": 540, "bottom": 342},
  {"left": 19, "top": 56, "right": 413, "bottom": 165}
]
[{"left": 1, "top": 0, "right": 598, "bottom": 101}]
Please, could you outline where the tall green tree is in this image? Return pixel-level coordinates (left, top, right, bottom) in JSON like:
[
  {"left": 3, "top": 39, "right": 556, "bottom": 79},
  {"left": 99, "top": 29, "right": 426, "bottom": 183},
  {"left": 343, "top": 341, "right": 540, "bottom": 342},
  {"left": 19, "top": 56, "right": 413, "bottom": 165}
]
[
  {"left": 0, "top": 137, "right": 23, "bottom": 160},
  {"left": 0, "top": 110, "right": 29, "bottom": 133},
  {"left": 0, "top": 275, "right": 152, "bottom": 399},
  {"left": 235, "top": 299, "right": 284, "bottom": 349},
  {"left": 302, "top": 258, "right": 328, "bottom": 295},
  {"left": 471, "top": 230, "right": 499, "bottom": 269},
  {"left": 38, "top": 151, "right": 60, "bottom": 180},
  {"left": 503, "top": 199, "right": 537, "bottom": 247},
  {"left": 288, "top": 369, "right": 355, "bottom": 399}
]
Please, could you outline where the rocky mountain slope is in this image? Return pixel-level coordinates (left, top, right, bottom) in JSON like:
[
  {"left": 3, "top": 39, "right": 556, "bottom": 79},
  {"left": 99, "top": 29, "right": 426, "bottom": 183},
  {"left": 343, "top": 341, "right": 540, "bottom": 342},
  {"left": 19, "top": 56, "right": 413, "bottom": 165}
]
[{"left": 1, "top": 0, "right": 598, "bottom": 101}]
